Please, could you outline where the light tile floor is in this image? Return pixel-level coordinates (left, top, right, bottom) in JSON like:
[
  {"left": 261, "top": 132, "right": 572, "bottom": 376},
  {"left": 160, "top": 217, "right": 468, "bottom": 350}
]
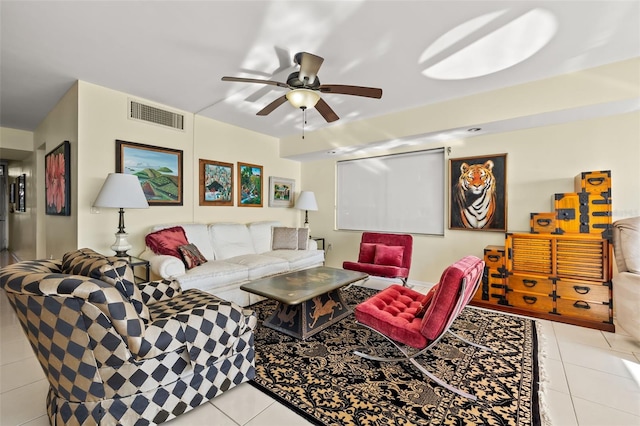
[{"left": 1, "top": 279, "right": 639, "bottom": 425}]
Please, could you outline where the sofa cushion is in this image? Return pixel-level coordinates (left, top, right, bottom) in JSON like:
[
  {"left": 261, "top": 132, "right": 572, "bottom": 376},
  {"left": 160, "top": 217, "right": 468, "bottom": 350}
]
[
  {"left": 358, "top": 243, "right": 378, "bottom": 263},
  {"left": 176, "top": 223, "right": 215, "bottom": 260},
  {"left": 145, "top": 226, "right": 189, "bottom": 259},
  {"left": 209, "top": 223, "right": 256, "bottom": 259},
  {"left": 178, "top": 244, "right": 207, "bottom": 269},
  {"left": 374, "top": 245, "right": 404, "bottom": 267},
  {"left": 176, "top": 260, "right": 249, "bottom": 291},
  {"left": 264, "top": 249, "right": 325, "bottom": 271},
  {"left": 354, "top": 284, "right": 426, "bottom": 348},
  {"left": 248, "top": 221, "right": 281, "bottom": 253},
  {"left": 272, "top": 227, "right": 299, "bottom": 250},
  {"left": 420, "top": 256, "right": 482, "bottom": 341},
  {"left": 225, "top": 254, "right": 289, "bottom": 280}
]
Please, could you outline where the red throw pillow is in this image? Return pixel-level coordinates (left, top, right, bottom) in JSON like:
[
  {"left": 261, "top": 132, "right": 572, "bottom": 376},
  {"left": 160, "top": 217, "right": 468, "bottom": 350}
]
[
  {"left": 145, "top": 226, "right": 189, "bottom": 259},
  {"left": 358, "top": 243, "right": 378, "bottom": 263},
  {"left": 373, "top": 245, "right": 404, "bottom": 267}
]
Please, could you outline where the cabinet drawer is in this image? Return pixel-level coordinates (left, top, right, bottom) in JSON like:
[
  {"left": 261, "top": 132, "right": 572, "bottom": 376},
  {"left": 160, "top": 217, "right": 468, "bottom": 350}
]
[
  {"left": 556, "top": 280, "right": 610, "bottom": 303},
  {"left": 575, "top": 170, "right": 611, "bottom": 197},
  {"left": 508, "top": 274, "right": 553, "bottom": 295},
  {"left": 484, "top": 245, "right": 506, "bottom": 270},
  {"left": 530, "top": 212, "right": 557, "bottom": 234},
  {"left": 556, "top": 298, "right": 610, "bottom": 323},
  {"left": 506, "top": 291, "right": 554, "bottom": 313}
]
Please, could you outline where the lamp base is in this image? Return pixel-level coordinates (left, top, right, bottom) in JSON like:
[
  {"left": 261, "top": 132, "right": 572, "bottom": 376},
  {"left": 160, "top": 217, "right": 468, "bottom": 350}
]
[{"left": 111, "top": 232, "right": 132, "bottom": 257}]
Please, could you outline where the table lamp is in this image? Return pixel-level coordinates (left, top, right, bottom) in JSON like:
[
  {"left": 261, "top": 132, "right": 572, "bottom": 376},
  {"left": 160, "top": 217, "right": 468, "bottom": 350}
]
[
  {"left": 295, "top": 191, "right": 318, "bottom": 233},
  {"left": 93, "top": 173, "right": 149, "bottom": 257}
]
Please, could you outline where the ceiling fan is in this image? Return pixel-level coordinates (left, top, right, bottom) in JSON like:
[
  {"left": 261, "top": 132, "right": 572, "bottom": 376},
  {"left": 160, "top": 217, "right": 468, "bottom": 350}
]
[{"left": 222, "top": 52, "right": 383, "bottom": 123}]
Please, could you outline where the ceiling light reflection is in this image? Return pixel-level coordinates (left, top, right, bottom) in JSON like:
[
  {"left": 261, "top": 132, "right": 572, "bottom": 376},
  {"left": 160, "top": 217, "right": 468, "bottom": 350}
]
[{"left": 420, "top": 8, "right": 558, "bottom": 80}]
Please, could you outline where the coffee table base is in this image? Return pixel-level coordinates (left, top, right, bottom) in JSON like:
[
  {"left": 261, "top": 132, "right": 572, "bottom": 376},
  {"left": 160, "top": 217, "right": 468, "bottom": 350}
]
[{"left": 263, "top": 289, "right": 351, "bottom": 340}]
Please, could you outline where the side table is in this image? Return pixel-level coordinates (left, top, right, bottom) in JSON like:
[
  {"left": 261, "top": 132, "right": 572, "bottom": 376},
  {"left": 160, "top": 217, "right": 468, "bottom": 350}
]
[
  {"left": 128, "top": 256, "right": 150, "bottom": 284},
  {"left": 311, "top": 237, "right": 325, "bottom": 250}
]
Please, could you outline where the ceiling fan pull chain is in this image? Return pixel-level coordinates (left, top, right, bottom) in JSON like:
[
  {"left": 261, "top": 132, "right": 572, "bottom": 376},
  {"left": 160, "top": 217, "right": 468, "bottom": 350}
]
[{"left": 302, "top": 106, "right": 307, "bottom": 139}]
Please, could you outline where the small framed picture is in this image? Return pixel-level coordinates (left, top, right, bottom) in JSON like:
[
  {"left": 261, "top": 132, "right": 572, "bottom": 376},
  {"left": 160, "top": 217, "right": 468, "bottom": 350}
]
[
  {"left": 237, "top": 162, "right": 263, "bottom": 207},
  {"left": 269, "top": 176, "right": 295, "bottom": 208},
  {"left": 199, "top": 159, "right": 233, "bottom": 206}
]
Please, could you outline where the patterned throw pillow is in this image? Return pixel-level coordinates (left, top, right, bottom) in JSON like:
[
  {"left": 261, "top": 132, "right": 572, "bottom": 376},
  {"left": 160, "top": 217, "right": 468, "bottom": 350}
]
[
  {"left": 145, "top": 226, "right": 189, "bottom": 259},
  {"left": 272, "top": 227, "right": 299, "bottom": 250},
  {"left": 297, "top": 227, "right": 310, "bottom": 249},
  {"left": 178, "top": 244, "right": 208, "bottom": 269}
]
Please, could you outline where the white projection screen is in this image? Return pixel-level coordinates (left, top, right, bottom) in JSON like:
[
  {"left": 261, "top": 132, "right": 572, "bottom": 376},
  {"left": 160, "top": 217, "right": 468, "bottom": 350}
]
[{"left": 336, "top": 148, "right": 445, "bottom": 235}]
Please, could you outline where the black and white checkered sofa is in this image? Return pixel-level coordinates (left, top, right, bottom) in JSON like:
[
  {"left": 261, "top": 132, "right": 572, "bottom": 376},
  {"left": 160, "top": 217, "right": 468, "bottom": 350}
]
[{"left": 0, "top": 248, "right": 257, "bottom": 425}]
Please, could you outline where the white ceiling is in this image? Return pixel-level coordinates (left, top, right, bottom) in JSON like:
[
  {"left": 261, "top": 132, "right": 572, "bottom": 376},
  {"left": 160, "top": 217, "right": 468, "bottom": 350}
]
[{"left": 1, "top": 1, "right": 639, "bottom": 143}]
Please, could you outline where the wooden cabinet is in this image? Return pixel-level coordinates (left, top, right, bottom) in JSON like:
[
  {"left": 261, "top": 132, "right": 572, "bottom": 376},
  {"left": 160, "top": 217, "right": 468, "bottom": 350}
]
[
  {"left": 471, "top": 170, "right": 615, "bottom": 331},
  {"left": 472, "top": 233, "right": 613, "bottom": 332}
]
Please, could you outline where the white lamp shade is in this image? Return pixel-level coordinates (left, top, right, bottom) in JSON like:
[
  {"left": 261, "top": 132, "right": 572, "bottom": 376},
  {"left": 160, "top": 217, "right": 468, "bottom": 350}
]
[
  {"left": 94, "top": 173, "right": 149, "bottom": 209},
  {"left": 295, "top": 191, "right": 318, "bottom": 211},
  {"left": 286, "top": 89, "right": 321, "bottom": 109}
]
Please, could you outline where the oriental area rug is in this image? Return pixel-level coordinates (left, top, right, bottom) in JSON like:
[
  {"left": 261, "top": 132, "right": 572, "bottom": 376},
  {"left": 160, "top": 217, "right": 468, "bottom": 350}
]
[{"left": 249, "top": 286, "right": 543, "bottom": 426}]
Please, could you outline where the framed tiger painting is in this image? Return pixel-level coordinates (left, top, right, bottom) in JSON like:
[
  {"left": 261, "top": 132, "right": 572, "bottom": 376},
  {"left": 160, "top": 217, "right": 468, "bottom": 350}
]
[{"left": 449, "top": 153, "right": 507, "bottom": 231}]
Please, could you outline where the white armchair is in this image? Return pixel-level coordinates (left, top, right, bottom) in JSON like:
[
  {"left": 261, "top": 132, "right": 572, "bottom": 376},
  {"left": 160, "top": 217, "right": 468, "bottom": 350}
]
[{"left": 612, "top": 216, "right": 640, "bottom": 340}]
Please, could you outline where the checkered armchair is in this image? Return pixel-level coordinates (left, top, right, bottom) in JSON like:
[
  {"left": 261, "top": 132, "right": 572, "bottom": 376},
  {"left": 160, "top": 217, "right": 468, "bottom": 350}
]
[{"left": 0, "top": 249, "right": 257, "bottom": 425}]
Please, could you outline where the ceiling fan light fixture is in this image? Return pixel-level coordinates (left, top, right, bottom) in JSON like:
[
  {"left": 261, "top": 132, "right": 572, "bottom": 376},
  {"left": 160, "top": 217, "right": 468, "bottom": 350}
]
[{"left": 286, "top": 88, "right": 320, "bottom": 109}]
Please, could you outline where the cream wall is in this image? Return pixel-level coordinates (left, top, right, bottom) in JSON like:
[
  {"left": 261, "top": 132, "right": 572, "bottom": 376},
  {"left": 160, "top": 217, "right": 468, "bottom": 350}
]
[
  {"left": 301, "top": 112, "right": 640, "bottom": 285},
  {"left": 192, "top": 116, "right": 301, "bottom": 225},
  {"left": 33, "top": 82, "right": 79, "bottom": 259},
  {"left": 77, "top": 82, "right": 302, "bottom": 257},
  {"left": 0, "top": 127, "right": 33, "bottom": 150}
]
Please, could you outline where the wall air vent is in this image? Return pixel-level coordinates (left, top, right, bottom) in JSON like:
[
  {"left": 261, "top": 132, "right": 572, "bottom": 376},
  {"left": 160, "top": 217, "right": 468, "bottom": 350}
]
[{"left": 129, "top": 100, "right": 184, "bottom": 130}]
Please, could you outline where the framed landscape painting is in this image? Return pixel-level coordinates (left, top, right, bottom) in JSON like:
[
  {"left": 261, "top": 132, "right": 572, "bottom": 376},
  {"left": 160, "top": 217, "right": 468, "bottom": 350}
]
[
  {"left": 45, "top": 140, "right": 71, "bottom": 216},
  {"left": 116, "top": 140, "right": 183, "bottom": 206},
  {"left": 268, "top": 176, "right": 295, "bottom": 207},
  {"left": 449, "top": 153, "right": 507, "bottom": 232},
  {"left": 237, "top": 162, "right": 263, "bottom": 207},
  {"left": 199, "top": 159, "right": 233, "bottom": 206}
]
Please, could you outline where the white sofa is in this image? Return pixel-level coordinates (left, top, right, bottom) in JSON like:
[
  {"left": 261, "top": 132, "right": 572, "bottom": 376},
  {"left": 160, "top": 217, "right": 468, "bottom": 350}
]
[{"left": 139, "top": 221, "right": 325, "bottom": 306}]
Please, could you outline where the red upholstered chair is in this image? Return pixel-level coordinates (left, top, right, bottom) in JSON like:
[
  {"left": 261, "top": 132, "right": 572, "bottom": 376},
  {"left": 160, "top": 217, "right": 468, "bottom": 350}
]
[
  {"left": 354, "top": 255, "right": 488, "bottom": 400},
  {"left": 343, "top": 232, "right": 413, "bottom": 286}
]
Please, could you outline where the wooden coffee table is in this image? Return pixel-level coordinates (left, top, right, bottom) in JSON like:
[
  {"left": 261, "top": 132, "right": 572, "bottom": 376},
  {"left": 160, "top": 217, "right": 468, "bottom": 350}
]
[{"left": 241, "top": 266, "right": 368, "bottom": 340}]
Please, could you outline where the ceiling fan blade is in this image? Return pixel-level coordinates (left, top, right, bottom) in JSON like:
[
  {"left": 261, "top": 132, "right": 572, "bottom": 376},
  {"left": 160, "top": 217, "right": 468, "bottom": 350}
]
[
  {"left": 257, "top": 95, "right": 288, "bottom": 116},
  {"left": 295, "top": 52, "right": 324, "bottom": 85},
  {"left": 319, "top": 84, "right": 383, "bottom": 99},
  {"left": 221, "top": 76, "right": 289, "bottom": 89},
  {"left": 315, "top": 98, "right": 339, "bottom": 123}
]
